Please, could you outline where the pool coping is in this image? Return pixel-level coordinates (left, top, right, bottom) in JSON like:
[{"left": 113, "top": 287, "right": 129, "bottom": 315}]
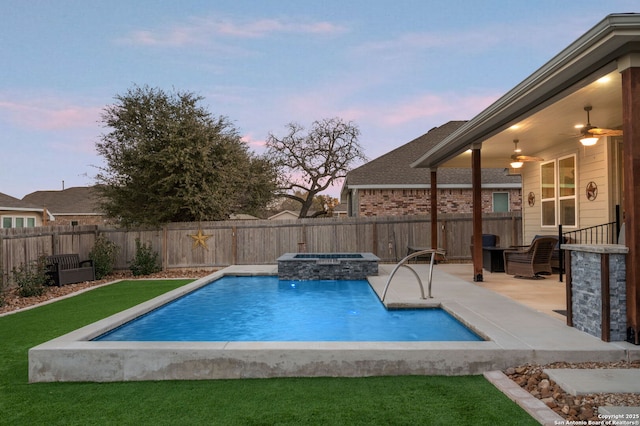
[{"left": 28, "top": 264, "right": 640, "bottom": 382}]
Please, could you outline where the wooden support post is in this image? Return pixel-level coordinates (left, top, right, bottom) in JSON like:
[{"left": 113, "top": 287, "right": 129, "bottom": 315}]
[
  {"left": 471, "top": 146, "right": 483, "bottom": 282},
  {"left": 565, "top": 250, "right": 573, "bottom": 327},
  {"left": 621, "top": 60, "right": 640, "bottom": 344}
]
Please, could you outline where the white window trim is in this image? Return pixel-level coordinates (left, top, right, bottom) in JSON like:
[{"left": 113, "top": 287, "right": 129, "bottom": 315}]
[
  {"left": 540, "top": 160, "right": 557, "bottom": 228},
  {"left": 539, "top": 155, "right": 578, "bottom": 228},
  {"left": 1, "top": 215, "right": 37, "bottom": 228},
  {"left": 492, "top": 191, "right": 510, "bottom": 212},
  {"left": 558, "top": 154, "right": 578, "bottom": 229}
]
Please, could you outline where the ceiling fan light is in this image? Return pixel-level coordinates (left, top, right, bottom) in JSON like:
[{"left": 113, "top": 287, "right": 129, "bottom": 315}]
[
  {"left": 580, "top": 136, "right": 599, "bottom": 146},
  {"left": 510, "top": 161, "right": 523, "bottom": 169}
]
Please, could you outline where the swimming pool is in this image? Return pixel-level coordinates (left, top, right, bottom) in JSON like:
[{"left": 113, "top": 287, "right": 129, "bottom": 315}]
[
  {"left": 94, "top": 276, "right": 481, "bottom": 342},
  {"left": 29, "top": 265, "right": 535, "bottom": 382}
]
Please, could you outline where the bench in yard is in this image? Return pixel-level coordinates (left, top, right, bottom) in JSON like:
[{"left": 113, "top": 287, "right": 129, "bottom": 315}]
[{"left": 46, "top": 254, "right": 95, "bottom": 286}]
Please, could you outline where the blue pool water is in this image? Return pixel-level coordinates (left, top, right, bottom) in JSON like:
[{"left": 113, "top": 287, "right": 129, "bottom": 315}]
[{"left": 95, "top": 276, "right": 482, "bottom": 342}]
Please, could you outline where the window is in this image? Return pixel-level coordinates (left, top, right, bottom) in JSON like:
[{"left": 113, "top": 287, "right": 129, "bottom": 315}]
[
  {"left": 492, "top": 192, "right": 509, "bottom": 212},
  {"left": 540, "top": 155, "right": 576, "bottom": 227},
  {"left": 541, "top": 161, "right": 556, "bottom": 226},
  {"left": 558, "top": 156, "right": 576, "bottom": 226},
  {"left": 1, "top": 216, "right": 37, "bottom": 228}
]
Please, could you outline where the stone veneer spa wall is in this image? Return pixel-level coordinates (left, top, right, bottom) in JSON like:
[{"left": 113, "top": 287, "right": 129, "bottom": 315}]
[{"left": 277, "top": 253, "right": 379, "bottom": 280}]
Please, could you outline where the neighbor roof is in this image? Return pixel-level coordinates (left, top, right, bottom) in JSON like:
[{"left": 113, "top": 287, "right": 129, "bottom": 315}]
[
  {"left": 22, "top": 187, "right": 103, "bottom": 215},
  {"left": 343, "top": 121, "right": 521, "bottom": 192},
  {"left": 0, "top": 192, "right": 37, "bottom": 209}
]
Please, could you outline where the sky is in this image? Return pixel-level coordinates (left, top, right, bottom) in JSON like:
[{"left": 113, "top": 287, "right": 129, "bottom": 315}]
[{"left": 1, "top": 1, "right": 637, "bottom": 199}]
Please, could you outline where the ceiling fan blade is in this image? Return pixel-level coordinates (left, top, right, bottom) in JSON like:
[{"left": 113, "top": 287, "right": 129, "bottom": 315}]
[
  {"left": 512, "top": 155, "right": 544, "bottom": 162},
  {"left": 588, "top": 128, "right": 623, "bottom": 136}
]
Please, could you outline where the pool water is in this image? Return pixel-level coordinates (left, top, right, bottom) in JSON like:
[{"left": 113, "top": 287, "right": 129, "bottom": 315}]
[{"left": 95, "top": 276, "right": 482, "bottom": 342}]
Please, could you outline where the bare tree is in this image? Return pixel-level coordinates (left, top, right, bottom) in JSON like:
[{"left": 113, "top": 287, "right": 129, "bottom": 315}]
[{"left": 266, "top": 117, "right": 366, "bottom": 218}]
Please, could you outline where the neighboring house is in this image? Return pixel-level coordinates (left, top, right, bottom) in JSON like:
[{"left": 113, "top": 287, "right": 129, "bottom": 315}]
[
  {"left": 0, "top": 192, "right": 53, "bottom": 228},
  {"left": 229, "top": 213, "right": 259, "bottom": 220},
  {"left": 21, "top": 186, "right": 107, "bottom": 226},
  {"left": 332, "top": 203, "right": 348, "bottom": 218},
  {"left": 268, "top": 210, "right": 300, "bottom": 221},
  {"left": 341, "top": 121, "right": 522, "bottom": 217}
]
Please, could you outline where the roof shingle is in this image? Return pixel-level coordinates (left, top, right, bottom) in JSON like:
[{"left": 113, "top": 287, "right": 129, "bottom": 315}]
[{"left": 345, "top": 121, "right": 521, "bottom": 187}]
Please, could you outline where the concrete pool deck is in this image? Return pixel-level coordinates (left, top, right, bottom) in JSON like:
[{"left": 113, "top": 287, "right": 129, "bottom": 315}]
[{"left": 28, "top": 263, "right": 640, "bottom": 383}]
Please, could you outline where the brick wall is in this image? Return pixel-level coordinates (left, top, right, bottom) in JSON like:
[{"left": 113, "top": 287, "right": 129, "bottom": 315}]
[{"left": 357, "top": 188, "right": 521, "bottom": 216}]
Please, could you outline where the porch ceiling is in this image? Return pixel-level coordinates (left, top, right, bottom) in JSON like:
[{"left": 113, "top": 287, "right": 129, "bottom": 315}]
[
  {"left": 439, "top": 68, "right": 623, "bottom": 169},
  {"left": 411, "top": 13, "right": 640, "bottom": 170}
]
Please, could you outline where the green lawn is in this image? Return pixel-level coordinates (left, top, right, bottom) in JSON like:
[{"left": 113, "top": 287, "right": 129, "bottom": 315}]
[{"left": 0, "top": 279, "right": 537, "bottom": 425}]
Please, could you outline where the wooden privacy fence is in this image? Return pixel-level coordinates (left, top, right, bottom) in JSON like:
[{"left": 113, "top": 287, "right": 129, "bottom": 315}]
[{"left": 0, "top": 212, "right": 521, "bottom": 285}]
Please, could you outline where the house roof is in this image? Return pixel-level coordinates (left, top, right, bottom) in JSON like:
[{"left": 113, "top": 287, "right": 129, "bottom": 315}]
[
  {"left": 0, "top": 192, "right": 36, "bottom": 209},
  {"left": 343, "top": 121, "right": 521, "bottom": 193},
  {"left": 0, "top": 192, "right": 46, "bottom": 210},
  {"left": 412, "top": 13, "right": 640, "bottom": 169},
  {"left": 21, "top": 186, "right": 103, "bottom": 215},
  {"left": 268, "top": 210, "right": 300, "bottom": 220}
]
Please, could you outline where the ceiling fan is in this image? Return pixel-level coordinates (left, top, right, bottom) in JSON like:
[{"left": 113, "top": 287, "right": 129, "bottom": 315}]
[
  {"left": 577, "top": 106, "right": 623, "bottom": 138},
  {"left": 509, "top": 139, "right": 543, "bottom": 168},
  {"left": 510, "top": 139, "right": 543, "bottom": 168}
]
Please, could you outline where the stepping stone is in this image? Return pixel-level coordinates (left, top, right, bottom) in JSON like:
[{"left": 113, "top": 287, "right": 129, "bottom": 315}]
[{"left": 544, "top": 369, "right": 640, "bottom": 395}]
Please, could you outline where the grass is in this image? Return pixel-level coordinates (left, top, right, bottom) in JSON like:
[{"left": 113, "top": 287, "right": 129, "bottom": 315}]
[{"left": 0, "top": 279, "right": 538, "bottom": 425}]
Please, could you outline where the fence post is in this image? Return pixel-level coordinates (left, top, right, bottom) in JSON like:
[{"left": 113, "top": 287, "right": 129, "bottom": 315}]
[
  {"left": 162, "top": 225, "right": 168, "bottom": 271},
  {"left": 0, "top": 231, "right": 4, "bottom": 287},
  {"left": 232, "top": 226, "right": 237, "bottom": 264},
  {"left": 372, "top": 222, "right": 377, "bottom": 255}
]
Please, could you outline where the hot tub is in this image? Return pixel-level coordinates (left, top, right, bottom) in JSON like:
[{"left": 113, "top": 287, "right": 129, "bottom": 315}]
[{"left": 277, "top": 252, "right": 379, "bottom": 280}]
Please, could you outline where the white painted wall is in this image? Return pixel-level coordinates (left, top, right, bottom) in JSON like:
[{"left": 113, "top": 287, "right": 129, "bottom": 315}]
[{"left": 520, "top": 136, "right": 617, "bottom": 243}]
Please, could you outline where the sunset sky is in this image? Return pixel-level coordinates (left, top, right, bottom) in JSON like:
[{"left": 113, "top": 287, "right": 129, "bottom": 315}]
[{"left": 1, "top": 1, "right": 636, "bottom": 198}]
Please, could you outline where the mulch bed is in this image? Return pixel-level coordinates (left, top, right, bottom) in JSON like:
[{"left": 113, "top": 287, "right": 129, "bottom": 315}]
[{"left": 0, "top": 269, "right": 213, "bottom": 315}]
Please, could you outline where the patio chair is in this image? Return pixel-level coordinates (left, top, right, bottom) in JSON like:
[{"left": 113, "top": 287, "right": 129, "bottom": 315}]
[{"left": 503, "top": 236, "right": 558, "bottom": 279}]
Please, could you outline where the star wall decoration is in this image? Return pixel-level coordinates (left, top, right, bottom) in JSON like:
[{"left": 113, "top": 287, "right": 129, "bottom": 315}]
[{"left": 188, "top": 229, "right": 211, "bottom": 250}]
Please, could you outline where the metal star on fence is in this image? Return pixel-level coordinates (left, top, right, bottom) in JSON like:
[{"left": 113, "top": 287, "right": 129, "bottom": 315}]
[{"left": 188, "top": 229, "right": 211, "bottom": 250}]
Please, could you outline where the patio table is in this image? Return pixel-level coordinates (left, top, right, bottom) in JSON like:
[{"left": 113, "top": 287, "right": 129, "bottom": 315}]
[{"left": 482, "top": 247, "right": 505, "bottom": 272}]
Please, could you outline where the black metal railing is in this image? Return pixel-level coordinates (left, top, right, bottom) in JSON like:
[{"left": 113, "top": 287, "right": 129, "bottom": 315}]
[{"left": 558, "top": 206, "right": 621, "bottom": 282}]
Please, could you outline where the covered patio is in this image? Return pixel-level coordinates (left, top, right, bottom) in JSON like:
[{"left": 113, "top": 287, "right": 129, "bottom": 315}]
[
  {"left": 411, "top": 14, "right": 640, "bottom": 344},
  {"left": 437, "top": 263, "right": 566, "bottom": 321}
]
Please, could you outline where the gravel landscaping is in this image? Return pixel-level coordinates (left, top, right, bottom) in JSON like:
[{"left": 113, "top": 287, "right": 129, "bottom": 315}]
[{"left": 507, "top": 361, "right": 640, "bottom": 422}]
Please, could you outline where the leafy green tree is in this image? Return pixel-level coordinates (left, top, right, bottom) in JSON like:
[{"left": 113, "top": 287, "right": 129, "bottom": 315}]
[
  {"left": 266, "top": 117, "right": 365, "bottom": 218},
  {"left": 95, "top": 85, "right": 277, "bottom": 225}
]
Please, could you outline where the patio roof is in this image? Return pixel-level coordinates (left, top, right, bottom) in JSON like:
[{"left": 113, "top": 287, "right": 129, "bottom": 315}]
[{"left": 411, "top": 13, "right": 640, "bottom": 170}]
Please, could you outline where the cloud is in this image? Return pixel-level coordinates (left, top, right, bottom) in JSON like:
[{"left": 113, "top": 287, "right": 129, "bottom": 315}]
[
  {"left": 380, "top": 92, "right": 499, "bottom": 126},
  {"left": 241, "top": 133, "right": 267, "bottom": 150},
  {"left": 0, "top": 97, "right": 101, "bottom": 131},
  {"left": 281, "top": 85, "right": 499, "bottom": 131},
  {"left": 119, "top": 15, "right": 348, "bottom": 47}
]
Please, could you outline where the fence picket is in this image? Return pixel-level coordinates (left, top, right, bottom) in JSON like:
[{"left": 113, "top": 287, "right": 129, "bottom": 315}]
[{"left": 0, "top": 213, "right": 521, "bottom": 286}]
